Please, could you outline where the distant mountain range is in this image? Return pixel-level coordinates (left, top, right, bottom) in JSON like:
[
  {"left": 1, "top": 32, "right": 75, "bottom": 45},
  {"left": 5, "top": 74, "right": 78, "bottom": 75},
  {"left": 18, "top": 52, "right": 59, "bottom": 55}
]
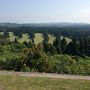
[{"left": 0, "top": 22, "right": 90, "bottom": 27}]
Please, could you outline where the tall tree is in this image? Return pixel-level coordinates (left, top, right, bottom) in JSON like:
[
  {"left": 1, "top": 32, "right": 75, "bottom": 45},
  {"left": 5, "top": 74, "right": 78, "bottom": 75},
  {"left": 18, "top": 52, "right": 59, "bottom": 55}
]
[
  {"left": 43, "top": 33, "right": 49, "bottom": 44},
  {"left": 53, "top": 36, "right": 62, "bottom": 54},
  {"left": 65, "top": 38, "right": 80, "bottom": 55},
  {"left": 79, "top": 38, "right": 85, "bottom": 55},
  {"left": 84, "top": 38, "right": 89, "bottom": 55},
  {"left": 44, "top": 43, "right": 56, "bottom": 55},
  {"left": 61, "top": 37, "right": 67, "bottom": 53}
]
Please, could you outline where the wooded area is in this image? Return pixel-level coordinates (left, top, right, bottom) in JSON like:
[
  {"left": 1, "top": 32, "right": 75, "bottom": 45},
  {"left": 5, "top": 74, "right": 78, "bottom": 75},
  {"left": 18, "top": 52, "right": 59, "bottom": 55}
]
[{"left": 0, "top": 26, "right": 90, "bottom": 75}]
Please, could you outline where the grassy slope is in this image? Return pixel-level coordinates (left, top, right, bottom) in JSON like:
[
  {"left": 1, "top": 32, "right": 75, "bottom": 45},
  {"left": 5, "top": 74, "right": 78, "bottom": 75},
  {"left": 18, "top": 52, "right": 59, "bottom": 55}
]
[
  {"left": 0, "top": 75, "right": 90, "bottom": 90},
  {"left": 34, "top": 33, "right": 44, "bottom": 45},
  {"left": 8, "top": 32, "right": 18, "bottom": 42},
  {"left": 2, "top": 32, "right": 71, "bottom": 44},
  {"left": 61, "top": 36, "right": 72, "bottom": 44},
  {"left": 48, "top": 34, "right": 56, "bottom": 44},
  {"left": 8, "top": 32, "right": 32, "bottom": 43},
  {"left": 18, "top": 33, "right": 32, "bottom": 43},
  {"left": 0, "top": 32, "right": 4, "bottom": 35}
]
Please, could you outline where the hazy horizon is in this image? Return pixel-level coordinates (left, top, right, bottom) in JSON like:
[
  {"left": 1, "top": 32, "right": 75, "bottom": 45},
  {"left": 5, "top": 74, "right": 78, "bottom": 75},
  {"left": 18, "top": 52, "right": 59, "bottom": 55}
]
[{"left": 0, "top": 0, "right": 90, "bottom": 23}]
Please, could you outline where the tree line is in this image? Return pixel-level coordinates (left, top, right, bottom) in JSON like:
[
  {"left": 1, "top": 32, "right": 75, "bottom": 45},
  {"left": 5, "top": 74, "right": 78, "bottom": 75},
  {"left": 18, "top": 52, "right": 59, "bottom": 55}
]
[
  {"left": 0, "top": 29, "right": 90, "bottom": 75},
  {"left": 0, "top": 32, "right": 90, "bottom": 57}
]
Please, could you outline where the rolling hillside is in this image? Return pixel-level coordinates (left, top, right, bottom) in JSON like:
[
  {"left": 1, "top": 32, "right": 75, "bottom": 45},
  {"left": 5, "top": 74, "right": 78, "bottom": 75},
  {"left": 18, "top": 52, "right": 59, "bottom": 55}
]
[
  {"left": 34, "top": 33, "right": 44, "bottom": 45},
  {"left": 0, "top": 32, "right": 72, "bottom": 45},
  {"left": 18, "top": 33, "right": 32, "bottom": 43}
]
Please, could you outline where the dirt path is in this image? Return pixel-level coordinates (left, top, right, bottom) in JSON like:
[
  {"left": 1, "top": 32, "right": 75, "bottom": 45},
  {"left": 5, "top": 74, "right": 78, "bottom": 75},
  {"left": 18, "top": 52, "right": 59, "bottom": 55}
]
[{"left": 0, "top": 71, "right": 90, "bottom": 80}]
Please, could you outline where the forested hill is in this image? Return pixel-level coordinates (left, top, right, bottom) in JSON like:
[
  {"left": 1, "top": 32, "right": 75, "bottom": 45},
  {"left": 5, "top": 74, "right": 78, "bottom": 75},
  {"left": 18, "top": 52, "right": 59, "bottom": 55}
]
[
  {"left": 0, "top": 23, "right": 90, "bottom": 75},
  {"left": 1, "top": 23, "right": 90, "bottom": 39},
  {"left": 0, "top": 22, "right": 90, "bottom": 27}
]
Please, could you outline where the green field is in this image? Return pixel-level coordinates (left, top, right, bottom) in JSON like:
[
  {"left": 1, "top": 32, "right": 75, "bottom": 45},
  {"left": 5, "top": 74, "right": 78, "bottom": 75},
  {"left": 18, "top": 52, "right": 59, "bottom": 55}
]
[
  {"left": 8, "top": 32, "right": 18, "bottom": 42},
  {"left": 61, "top": 36, "right": 72, "bottom": 44},
  {"left": 34, "top": 33, "right": 44, "bottom": 45},
  {"left": 0, "top": 32, "right": 72, "bottom": 45},
  {"left": 48, "top": 34, "right": 56, "bottom": 44},
  {"left": 8, "top": 32, "right": 32, "bottom": 43},
  {"left": 18, "top": 33, "right": 32, "bottom": 43},
  {"left": 0, "top": 75, "right": 90, "bottom": 90},
  {"left": 0, "top": 32, "right": 4, "bottom": 35}
]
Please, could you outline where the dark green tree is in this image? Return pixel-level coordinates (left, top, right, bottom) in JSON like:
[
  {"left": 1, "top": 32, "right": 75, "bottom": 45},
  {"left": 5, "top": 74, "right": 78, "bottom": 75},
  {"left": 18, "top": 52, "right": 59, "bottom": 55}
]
[
  {"left": 61, "top": 37, "right": 67, "bottom": 53},
  {"left": 53, "top": 36, "right": 61, "bottom": 54},
  {"left": 44, "top": 43, "right": 56, "bottom": 55},
  {"left": 79, "top": 38, "right": 85, "bottom": 55},
  {"left": 43, "top": 33, "right": 49, "bottom": 44},
  {"left": 65, "top": 38, "right": 80, "bottom": 55},
  {"left": 84, "top": 38, "right": 89, "bottom": 55}
]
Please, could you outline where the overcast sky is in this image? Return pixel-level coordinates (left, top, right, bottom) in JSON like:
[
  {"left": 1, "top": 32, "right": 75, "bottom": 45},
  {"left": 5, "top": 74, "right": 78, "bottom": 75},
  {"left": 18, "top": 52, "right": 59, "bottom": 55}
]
[{"left": 0, "top": 0, "right": 90, "bottom": 23}]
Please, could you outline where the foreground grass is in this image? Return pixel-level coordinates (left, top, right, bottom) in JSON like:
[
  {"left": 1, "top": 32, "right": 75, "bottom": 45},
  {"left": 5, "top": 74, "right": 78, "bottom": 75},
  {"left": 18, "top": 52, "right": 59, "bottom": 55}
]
[{"left": 0, "top": 75, "right": 90, "bottom": 90}]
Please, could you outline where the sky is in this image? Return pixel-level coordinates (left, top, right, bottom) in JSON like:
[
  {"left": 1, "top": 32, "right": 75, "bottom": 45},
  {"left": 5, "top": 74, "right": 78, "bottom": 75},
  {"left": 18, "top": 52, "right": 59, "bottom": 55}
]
[{"left": 0, "top": 0, "right": 90, "bottom": 23}]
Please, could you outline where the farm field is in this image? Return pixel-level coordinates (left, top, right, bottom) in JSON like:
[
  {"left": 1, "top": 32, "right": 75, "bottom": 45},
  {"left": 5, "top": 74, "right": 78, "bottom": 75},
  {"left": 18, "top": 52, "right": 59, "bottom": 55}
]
[
  {"left": 0, "top": 32, "right": 4, "bottom": 35},
  {"left": 61, "top": 36, "right": 72, "bottom": 44},
  {"left": 34, "top": 33, "right": 44, "bottom": 45},
  {"left": 8, "top": 32, "right": 18, "bottom": 42},
  {"left": 0, "top": 32, "right": 72, "bottom": 45},
  {"left": 18, "top": 33, "right": 32, "bottom": 43},
  {"left": 0, "top": 75, "right": 90, "bottom": 90},
  {"left": 48, "top": 34, "right": 56, "bottom": 44}
]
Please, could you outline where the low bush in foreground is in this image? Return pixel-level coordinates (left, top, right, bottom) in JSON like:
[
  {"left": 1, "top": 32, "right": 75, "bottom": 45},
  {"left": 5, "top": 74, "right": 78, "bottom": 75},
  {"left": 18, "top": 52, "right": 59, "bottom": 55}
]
[{"left": 0, "top": 52, "right": 90, "bottom": 75}]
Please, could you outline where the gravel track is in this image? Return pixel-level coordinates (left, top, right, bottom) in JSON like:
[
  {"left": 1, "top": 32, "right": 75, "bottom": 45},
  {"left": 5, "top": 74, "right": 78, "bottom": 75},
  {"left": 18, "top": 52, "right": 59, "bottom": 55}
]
[{"left": 0, "top": 71, "right": 90, "bottom": 80}]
